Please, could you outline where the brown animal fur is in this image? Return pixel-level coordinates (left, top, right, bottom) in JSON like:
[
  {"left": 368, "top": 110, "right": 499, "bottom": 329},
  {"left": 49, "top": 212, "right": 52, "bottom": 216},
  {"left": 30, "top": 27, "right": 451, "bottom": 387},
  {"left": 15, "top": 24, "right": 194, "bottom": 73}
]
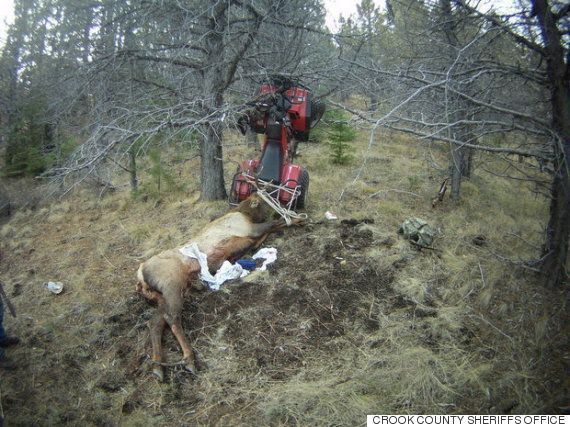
[{"left": 136, "top": 194, "right": 302, "bottom": 380}]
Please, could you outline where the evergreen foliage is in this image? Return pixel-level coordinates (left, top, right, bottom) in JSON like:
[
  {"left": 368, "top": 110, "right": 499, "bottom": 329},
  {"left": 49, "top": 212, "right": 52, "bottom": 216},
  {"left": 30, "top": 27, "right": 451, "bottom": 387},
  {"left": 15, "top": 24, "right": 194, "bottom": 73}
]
[
  {"left": 3, "top": 100, "right": 53, "bottom": 177},
  {"left": 326, "top": 110, "right": 356, "bottom": 165},
  {"left": 138, "top": 148, "right": 181, "bottom": 198}
]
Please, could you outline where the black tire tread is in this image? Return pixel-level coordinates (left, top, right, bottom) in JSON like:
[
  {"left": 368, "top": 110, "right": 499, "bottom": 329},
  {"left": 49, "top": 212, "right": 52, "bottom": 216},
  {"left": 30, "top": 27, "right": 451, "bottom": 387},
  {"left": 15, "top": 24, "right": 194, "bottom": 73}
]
[{"left": 295, "top": 169, "right": 309, "bottom": 209}]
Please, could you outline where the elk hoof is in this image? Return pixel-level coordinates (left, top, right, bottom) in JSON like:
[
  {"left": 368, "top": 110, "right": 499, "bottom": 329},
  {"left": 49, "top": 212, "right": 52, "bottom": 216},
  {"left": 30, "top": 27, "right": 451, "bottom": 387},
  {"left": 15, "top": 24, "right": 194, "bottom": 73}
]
[
  {"left": 183, "top": 358, "right": 197, "bottom": 376},
  {"left": 152, "top": 365, "right": 164, "bottom": 382}
]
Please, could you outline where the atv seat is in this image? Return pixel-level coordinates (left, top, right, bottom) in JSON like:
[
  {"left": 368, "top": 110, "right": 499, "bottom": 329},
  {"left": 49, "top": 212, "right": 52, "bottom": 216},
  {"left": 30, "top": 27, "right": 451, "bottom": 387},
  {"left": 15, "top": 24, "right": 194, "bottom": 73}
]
[
  {"left": 258, "top": 139, "right": 282, "bottom": 184},
  {"left": 257, "top": 122, "right": 283, "bottom": 184}
]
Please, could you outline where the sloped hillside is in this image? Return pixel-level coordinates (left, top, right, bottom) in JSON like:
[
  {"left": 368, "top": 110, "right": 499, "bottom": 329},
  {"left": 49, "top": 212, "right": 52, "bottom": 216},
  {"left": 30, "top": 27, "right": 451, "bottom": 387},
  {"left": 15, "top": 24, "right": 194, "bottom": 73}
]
[{"left": 0, "top": 129, "right": 568, "bottom": 425}]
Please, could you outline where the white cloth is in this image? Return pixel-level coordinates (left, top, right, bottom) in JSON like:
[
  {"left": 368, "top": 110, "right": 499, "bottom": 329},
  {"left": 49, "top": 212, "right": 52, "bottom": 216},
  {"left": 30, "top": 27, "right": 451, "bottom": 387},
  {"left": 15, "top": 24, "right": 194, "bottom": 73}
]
[
  {"left": 178, "top": 244, "right": 279, "bottom": 290},
  {"left": 179, "top": 243, "right": 247, "bottom": 290},
  {"left": 252, "top": 247, "right": 278, "bottom": 271}
]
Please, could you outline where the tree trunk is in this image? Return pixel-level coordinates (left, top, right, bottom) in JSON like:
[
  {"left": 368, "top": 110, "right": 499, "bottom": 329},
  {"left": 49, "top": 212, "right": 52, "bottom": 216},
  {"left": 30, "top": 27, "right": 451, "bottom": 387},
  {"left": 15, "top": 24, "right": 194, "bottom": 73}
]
[
  {"left": 198, "top": 0, "right": 231, "bottom": 201},
  {"left": 543, "top": 163, "right": 570, "bottom": 286},
  {"left": 82, "top": 5, "right": 93, "bottom": 65},
  {"left": 369, "top": 93, "right": 378, "bottom": 111},
  {"left": 449, "top": 142, "right": 464, "bottom": 201},
  {"left": 129, "top": 148, "right": 138, "bottom": 192},
  {"left": 532, "top": 0, "right": 570, "bottom": 286},
  {"left": 462, "top": 146, "right": 474, "bottom": 178},
  {"left": 199, "top": 90, "right": 227, "bottom": 201},
  {"left": 441, "top": 0, "right": 469, "bottom": 201},
  {"left": 6, "top": 38, "right": 20, "bottom": 133},
  {"left": 200, "top": 122, "right": 227, "bottom": 200}
]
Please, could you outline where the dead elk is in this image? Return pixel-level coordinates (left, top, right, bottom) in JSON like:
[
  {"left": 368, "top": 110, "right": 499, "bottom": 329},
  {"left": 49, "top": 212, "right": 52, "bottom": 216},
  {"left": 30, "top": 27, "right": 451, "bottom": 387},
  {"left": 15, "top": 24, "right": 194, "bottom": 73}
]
[{"left": 136, "top": 193, "right": 302, "bottom": 381}]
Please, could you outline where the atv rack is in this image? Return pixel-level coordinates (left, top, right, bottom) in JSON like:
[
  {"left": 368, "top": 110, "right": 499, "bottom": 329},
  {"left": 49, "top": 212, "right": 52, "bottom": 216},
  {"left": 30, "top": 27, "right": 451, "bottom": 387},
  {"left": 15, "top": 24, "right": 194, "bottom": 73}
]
[{"left": 229, "top": 171, "right": 301, "bottom": 213}]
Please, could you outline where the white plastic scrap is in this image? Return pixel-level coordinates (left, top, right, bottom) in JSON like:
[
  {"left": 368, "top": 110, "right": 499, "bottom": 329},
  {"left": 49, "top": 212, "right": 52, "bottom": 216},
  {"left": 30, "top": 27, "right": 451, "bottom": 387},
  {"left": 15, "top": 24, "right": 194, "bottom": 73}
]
[
  {"left": 325, "top": 211, "right": 338, "bottom": 220},
  {"left": 44, "top": 281, "right": 64, "bottom": 294}
]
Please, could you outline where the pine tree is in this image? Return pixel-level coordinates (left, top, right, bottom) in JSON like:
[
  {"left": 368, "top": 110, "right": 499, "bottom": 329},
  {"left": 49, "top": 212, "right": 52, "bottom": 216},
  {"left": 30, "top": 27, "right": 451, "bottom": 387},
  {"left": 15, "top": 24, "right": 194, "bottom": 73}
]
[{"left": 327, "top": 110, "right": 356, "bottom": 165}]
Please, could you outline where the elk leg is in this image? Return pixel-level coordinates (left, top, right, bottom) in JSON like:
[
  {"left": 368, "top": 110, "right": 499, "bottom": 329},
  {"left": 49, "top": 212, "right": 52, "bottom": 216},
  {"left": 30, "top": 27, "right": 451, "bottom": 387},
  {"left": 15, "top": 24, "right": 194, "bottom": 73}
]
[
  {"left": 170, "top": 320, "right": 196, "bottom": 375},
  {"left": 249, "top": 219, "right": 287, "bottom": 237},
  {"left": 244, "top": 218, "right": 298, "bottom": 249},
  {"left": 149, "top": 302, "right": 167, "bottom": 381},
  {"left": 253, "top": 233, "right": 269, "bottom": 250},
  {"left": 161, "top": 284, "right": 197, "bottom": 375}
]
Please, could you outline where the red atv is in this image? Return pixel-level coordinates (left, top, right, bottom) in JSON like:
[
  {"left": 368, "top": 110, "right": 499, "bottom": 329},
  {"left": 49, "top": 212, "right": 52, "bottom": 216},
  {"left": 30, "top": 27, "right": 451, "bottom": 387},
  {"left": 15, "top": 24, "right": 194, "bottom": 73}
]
[{"left": 230, "top": 75, "right": 325, "bottom": 210}]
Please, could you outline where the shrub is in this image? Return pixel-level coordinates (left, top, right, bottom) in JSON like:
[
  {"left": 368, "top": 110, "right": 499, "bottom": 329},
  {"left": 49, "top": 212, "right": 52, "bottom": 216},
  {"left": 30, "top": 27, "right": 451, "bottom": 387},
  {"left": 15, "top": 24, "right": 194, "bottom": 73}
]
[
  {"left": 134, "top": 148, "right": 183, "bottom": 199},
  {"left": 326, "top": 109, "right": 356, "bottom": 165}
]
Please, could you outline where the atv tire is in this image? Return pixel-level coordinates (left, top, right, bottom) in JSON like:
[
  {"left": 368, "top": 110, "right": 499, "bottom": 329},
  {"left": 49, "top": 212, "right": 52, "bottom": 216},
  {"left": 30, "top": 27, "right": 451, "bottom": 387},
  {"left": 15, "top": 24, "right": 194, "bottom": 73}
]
[{"left": 295, "top": 169, "right": 309, "bottom": 210}]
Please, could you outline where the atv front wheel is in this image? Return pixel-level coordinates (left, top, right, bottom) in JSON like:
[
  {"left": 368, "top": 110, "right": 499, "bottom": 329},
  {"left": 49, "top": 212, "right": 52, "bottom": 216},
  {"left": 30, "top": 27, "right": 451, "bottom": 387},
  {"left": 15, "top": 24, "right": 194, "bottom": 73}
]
[{"left": 295, "top": 169, "right": 309, "bottom": 209}]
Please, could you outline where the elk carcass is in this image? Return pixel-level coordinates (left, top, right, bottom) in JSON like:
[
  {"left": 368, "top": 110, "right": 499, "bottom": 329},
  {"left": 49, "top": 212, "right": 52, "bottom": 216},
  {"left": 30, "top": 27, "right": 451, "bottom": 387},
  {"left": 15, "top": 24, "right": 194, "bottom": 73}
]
[{"left": 136, "top": 194, "right": 301, "bottom": 380}]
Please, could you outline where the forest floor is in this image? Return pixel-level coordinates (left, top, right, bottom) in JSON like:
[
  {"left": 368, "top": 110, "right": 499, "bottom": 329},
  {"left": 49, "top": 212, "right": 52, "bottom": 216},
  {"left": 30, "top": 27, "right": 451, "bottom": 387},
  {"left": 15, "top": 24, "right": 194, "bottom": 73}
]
[{"left": 0, "top": 127, "right": 568, "bottom": 425}]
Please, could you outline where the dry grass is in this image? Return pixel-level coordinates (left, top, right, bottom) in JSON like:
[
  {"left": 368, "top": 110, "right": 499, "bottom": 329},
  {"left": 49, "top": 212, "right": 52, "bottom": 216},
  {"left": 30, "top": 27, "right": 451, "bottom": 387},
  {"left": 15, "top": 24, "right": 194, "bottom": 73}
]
[{"left": 0, "top": 126, "right": 568, "bottom": 425}]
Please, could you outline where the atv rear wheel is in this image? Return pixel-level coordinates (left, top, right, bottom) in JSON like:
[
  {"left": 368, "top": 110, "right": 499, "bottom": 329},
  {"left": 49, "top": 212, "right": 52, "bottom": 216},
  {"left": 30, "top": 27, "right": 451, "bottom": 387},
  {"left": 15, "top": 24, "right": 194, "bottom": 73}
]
[{"left": 295, "top": 169, "right": 309, "bottom": 209}]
